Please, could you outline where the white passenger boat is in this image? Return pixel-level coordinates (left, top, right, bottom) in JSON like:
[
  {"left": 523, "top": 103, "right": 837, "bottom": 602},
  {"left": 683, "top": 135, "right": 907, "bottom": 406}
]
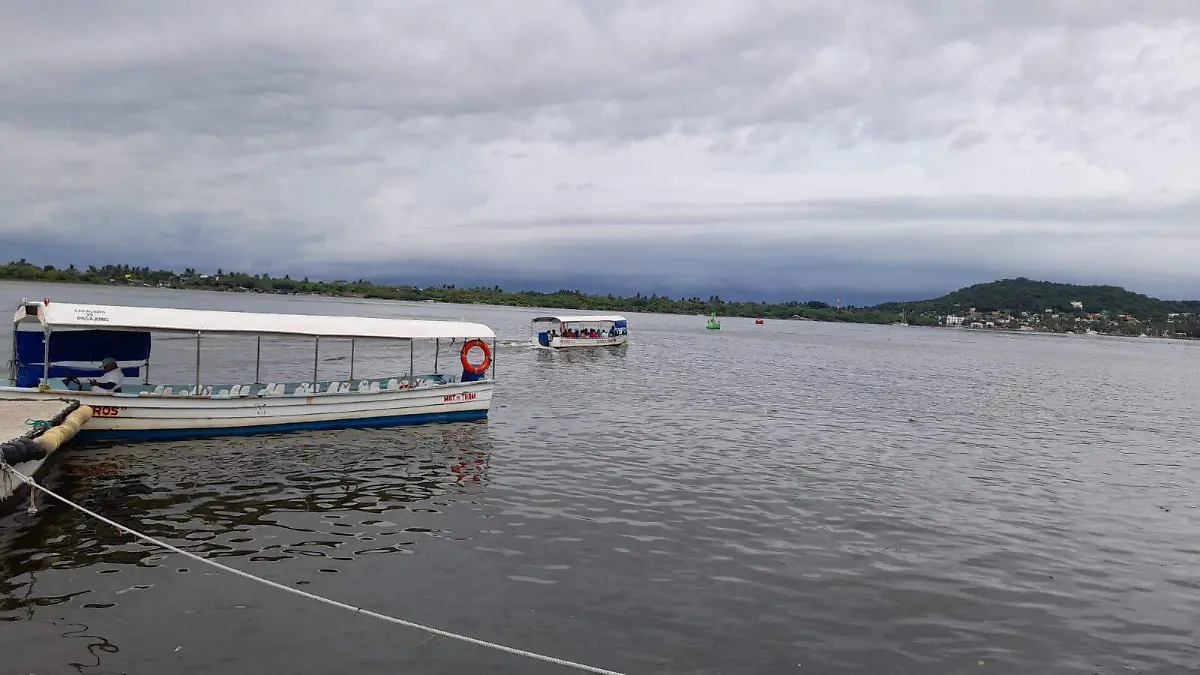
[
  {"left": 0, "top": 299, "right": 497, "bottom": 442},
  {"left": 531, "top": 315, "right": 628, "bottom": 349}
]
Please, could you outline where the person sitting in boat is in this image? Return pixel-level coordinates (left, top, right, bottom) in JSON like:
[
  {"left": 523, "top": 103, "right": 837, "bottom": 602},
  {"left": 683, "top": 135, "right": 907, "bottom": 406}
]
[{"left": 86, "top": 357, "right": 124, "bottom": 394}]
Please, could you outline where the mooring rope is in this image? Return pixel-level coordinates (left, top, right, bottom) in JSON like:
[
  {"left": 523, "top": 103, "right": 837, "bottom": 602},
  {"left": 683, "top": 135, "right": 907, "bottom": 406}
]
[
  {"left": 24, "top": 419, "right": 51, "bottom": 432},
  {"left": 0, "top": 464, "right": 627, "bottom": 675}
]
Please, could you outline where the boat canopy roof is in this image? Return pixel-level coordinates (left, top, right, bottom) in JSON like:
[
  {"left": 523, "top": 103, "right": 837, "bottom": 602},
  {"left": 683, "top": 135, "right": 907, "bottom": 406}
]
[
  {"left": 531, "top": 314, "right": 627, "bottom": 324},
  {"left": 13, "top": 301, "right": 495, "bottom": 340}
]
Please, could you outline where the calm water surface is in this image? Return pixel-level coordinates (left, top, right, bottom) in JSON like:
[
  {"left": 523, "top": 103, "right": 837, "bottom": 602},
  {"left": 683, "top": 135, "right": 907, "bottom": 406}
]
[{"left": 1, "top": 282, "right": 1198, "bottom": 674}]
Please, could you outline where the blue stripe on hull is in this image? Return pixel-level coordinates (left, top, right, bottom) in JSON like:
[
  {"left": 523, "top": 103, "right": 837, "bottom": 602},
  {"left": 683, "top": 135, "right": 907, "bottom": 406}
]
[{"left": 75, "top": 409, "right": 489, "bottom": 443}]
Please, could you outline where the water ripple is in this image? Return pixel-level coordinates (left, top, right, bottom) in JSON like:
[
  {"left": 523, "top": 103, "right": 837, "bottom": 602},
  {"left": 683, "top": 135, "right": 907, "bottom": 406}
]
[{"left": 2, "top": 297, "right": 1199, "bottom": 674}]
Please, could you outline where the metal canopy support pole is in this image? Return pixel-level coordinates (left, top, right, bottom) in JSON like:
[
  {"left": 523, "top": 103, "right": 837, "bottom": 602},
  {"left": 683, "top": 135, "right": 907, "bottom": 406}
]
[
  {"left": 349, "top": 339, "right": 355, "bottom": 381},
  {"left": 144, "top": 356, "right": 150, "bottom": 385},
  {"left": 408, "top": 340, "right": 414, "bottom": 386},
  {"left": 195, "top": 332, "right": 201, "bottom": 391},
  {"left": 254, "top": 336, "right": 262, "bottom": 384},
  {"left": 313, "top": 337, "right": 320, "bottom": 385},
  {"left": 10, "top": 325, "right": 17, "bottom": 382},
  {"left": 42, "top": 328, "right": 50, "bottom": 384},
  {"left": 433, "top": 338, "right": 439, "bottom": 374}
]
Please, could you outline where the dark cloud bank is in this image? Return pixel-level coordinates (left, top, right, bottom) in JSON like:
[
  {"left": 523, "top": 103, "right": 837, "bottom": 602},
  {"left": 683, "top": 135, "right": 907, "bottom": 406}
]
[{"left": 1, "top": 1, "right": 1198, "bottom": 303}]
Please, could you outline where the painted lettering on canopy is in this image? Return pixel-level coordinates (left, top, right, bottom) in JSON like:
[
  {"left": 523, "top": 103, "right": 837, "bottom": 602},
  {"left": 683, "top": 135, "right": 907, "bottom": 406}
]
[
  {"left": 443, "top": 392, "right": 478, "bottom": 403},
  {"left": 73, "top": 308, "right": 110, "bottom": 323}
]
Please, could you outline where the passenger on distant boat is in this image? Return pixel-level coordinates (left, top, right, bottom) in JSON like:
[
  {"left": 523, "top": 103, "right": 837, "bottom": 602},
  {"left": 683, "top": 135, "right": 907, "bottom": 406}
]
[{"left": 557, "top": 327, "right": 612, "bottom": 339}]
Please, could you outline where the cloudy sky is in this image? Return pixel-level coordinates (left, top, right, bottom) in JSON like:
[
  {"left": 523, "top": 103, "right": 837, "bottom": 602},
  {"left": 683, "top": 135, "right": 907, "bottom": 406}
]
[{"left": 1, "top": 1, "right": 1198, "bottom": 302}]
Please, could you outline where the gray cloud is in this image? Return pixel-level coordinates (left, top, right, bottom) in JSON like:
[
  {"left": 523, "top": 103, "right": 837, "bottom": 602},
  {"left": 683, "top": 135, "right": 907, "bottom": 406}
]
[{"left": 1, "top": 1, "right": 1198, "bottom": 301}]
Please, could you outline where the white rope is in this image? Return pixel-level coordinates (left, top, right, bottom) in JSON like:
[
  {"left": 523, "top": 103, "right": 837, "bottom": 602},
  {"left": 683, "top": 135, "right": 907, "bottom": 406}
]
[
  {"left": 1, "top": 464, "right": 628, "bottom": 675},
  {"left": 0, "top": 459, "right": 12, "bottom": 496}
]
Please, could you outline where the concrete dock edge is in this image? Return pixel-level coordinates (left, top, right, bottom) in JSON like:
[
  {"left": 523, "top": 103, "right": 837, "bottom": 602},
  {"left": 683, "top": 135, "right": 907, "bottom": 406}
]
[{"left": 0, "top": 399, "right": 91, "bottom": 517}]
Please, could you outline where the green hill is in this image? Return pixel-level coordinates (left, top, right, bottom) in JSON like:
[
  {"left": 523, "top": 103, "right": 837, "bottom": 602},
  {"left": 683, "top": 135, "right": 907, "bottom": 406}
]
[{"left": 875, "top": 278, "right": 1200, "bottom": 320}]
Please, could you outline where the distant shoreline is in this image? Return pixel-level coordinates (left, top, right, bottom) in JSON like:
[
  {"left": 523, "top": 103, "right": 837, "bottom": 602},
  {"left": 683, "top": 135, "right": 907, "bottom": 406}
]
[
  {"left": 953, "top": 326, "right": 1195, "bottom": 342},
  {"left": 4, "top": 277, "right": 1194, "bottom": 343},
  {"left": 2, "top": 262, "right": 1197, "bottom": 339},
  {"left": 0, "top": 263, "right": 914, "bottom": 327}
]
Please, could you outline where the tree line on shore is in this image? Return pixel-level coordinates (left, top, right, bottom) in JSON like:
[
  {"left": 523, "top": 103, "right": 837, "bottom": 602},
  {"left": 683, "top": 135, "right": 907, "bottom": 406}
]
[
  {"left": 2, "top": 260, "right": 1198, "bottom": 335},
  {"left": 0, "top": 260, "right": 912, "bottom": 324}
]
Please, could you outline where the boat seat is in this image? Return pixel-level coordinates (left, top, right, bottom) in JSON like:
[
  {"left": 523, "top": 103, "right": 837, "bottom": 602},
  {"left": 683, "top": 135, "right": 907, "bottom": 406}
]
[
  {"left": 357, "top": 380, "right": 371, "bottom": 393},
  {"left": 385, "top": 378, "right": 399, "bottom": 391},
  {"left": 369, "top": 381, "right": 381, "bottom": 393}
]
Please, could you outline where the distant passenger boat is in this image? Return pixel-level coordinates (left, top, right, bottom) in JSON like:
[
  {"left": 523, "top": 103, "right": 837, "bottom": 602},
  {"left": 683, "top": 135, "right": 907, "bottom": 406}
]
[
  {"left": 755, "top": 316, "right": 764, "bottom": 325},
  {"left": 0, "top": 299, "right": 497, "bottom": 441},
  {"left": 531, "top": 314, "right": 628, "bottom": 349},
  {"left": 706, "top": 312, "right": 721, "bottom": 330}
]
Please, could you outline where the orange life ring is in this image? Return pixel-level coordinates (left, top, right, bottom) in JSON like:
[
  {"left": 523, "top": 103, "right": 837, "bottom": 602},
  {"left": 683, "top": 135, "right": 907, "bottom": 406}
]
[{"left": 460, "top": 339, "right": 492, "bottom": 375}]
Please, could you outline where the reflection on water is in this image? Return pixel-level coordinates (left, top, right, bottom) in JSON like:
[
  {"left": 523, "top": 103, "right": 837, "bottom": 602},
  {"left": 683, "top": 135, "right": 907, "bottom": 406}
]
[
  {"left": 1, "top": 424, "right": 493, "bottom": 673},
  {"left": 533, "top": 343, "right": 629, "bottom": 366}
]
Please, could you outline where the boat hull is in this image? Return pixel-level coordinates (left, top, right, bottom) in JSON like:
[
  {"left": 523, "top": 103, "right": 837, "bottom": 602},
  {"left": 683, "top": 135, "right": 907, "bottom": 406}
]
[
  {"left": 539, "top": 335, "right": 629, "bottom": 349},
  {"left": 0, "top": 381, "right": 493, "bottom": 442}
]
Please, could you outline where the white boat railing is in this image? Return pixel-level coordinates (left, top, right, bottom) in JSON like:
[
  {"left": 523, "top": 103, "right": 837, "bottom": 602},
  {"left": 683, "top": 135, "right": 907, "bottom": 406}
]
[{"left": 20, "top": 374, "right": 467, "bottom": 398}]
